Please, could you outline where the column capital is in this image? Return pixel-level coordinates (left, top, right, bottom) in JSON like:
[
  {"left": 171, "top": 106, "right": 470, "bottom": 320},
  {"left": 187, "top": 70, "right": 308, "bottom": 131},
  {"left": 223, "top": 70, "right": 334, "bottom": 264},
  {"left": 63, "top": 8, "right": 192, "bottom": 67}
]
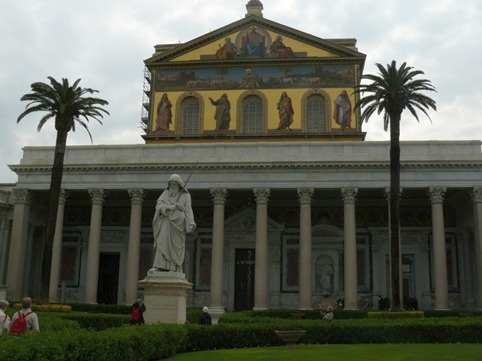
[
  {"left": 384, "top": 186, "right": 403, "bottom": 201},
  {"left": 127, "top": 188, "right": 144, "bottom": 204},
  {"left": 341, "top": 187, "right": 358, "bottom": 203},
  {"left": 13, "top": 188, "right": 31, "bottom": 205},
  {"left": 471, "top": 186, "right": 482, "bottom": 203},
  {"left": 58, "top": 189, "right": 70, "bottom": 205},
  {"left": 253, "top": 188, "right": 270, "bottom": 204},
  {"left": 210, "top": 188, "right": 228, "bottom": 204},
  {"left": 297, "top": 188, "right": 314, "bottom": 204},
  {"left": 88, "top": 188, "right": 105, "bottom": 205},
  {"left": 428, "top": 187, "right": 446, "bottom": 203}
]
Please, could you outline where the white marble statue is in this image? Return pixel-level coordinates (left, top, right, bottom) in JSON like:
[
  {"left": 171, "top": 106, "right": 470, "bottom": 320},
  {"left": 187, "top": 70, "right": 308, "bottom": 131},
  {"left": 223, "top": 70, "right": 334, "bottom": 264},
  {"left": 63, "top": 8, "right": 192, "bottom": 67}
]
[{"left": 151, "top": 174, "right": 196, "bottom": 272}]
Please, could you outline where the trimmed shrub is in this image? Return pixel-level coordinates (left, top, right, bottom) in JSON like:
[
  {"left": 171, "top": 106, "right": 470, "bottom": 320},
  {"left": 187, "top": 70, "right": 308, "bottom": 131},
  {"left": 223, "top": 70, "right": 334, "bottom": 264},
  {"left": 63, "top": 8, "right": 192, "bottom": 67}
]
[{"left": 368, "top": 310, "right": 424, "bottom": 319}]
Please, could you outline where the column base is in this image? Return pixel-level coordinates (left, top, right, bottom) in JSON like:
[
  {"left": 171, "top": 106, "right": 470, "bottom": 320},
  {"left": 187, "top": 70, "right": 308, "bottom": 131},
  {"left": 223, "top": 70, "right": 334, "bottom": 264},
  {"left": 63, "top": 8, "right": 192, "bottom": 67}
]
[{"left": 138, "top": 270, "right": 193, "bottom": 324}]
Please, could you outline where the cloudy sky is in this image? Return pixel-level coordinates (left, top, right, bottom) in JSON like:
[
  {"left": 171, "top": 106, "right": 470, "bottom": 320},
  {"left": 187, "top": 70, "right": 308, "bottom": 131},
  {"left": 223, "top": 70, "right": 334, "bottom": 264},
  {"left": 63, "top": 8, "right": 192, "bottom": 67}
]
[{"left": 1, "top": 0, "right": 481, "bottom": 183}]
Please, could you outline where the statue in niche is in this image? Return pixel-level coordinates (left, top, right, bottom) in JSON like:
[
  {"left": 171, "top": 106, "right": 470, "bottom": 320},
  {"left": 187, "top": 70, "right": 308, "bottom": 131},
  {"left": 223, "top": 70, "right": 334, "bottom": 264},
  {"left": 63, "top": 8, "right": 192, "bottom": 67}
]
[
  {"left": 333, "top": 90, "right": 352, "bottom": 130},
  {"left": 276, "top": 92, "right": 294, "bottom": 130},
  {"left": 209, "top": 93, "right": 231, "bottom": 131},
  {"left": 151, "top": 174, "right": 196, "bottom": 272},
  {"left": 155, "top": 93, "right": 172, "bottom": 132},
  {"left": 316, "top": 263, "right": 333, "bottom": 294}
]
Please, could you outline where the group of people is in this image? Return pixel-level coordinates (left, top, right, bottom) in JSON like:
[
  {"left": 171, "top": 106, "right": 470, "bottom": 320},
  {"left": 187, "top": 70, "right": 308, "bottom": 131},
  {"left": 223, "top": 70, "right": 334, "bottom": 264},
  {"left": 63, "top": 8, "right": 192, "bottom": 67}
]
[{"left": 0, "top": 297, "right": 40, "bottom": 335}]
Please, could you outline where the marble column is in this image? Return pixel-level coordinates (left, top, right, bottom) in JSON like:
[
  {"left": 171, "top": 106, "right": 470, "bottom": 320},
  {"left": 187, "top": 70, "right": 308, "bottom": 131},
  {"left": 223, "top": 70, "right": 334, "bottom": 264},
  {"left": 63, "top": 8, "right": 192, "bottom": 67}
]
[
  {"left": 297, "top": 188, "right": 314, "bottom": 310},
  {"left": 6, "top": 189, "right": 31, "bottom": 300},
  {"left": 209, "top": 188, "right": 227, "bottom": 323},
  {"left": 125, "top": 188, "right": 144, "bottom": 305},
  {"left": 48, "top": 189, "right": 69, "bottom": 303},
  {"left": 428, "top": 187, "right": 449, "bottom": 310},
  {"left": 253, "top": 188, "right": 270, "bottom": 311},
  {"left": 341, "top": 187, "right": 358, "bottom": 310},
  {"left": 84, "top": 189, "right": 104, "bottom": 304},
  {"left": 472, "top": 186, "right": 482, "bottom": 308}
]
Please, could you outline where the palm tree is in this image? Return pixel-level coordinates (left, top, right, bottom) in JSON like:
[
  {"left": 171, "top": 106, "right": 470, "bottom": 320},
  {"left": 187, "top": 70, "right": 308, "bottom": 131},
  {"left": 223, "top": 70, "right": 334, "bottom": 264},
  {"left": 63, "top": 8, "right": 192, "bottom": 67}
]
[
  {"left": 354, "top": 61, "right": 436, "bottom": 310},
  {"left": 17, "top": 77, "right": 109, "bottom": 299}
]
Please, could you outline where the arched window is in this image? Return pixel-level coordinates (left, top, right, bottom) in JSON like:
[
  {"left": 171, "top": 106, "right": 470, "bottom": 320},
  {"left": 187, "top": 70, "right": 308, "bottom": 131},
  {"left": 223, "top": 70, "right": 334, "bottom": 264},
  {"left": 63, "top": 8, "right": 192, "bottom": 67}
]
[
  {"left": 242, "top": 95, "right": 263, "bottom": 134},
  {"left": 306, "top": 94, "right": 326, "bottom": 133},
  {"left": 180, "top": 96, "right": 200, "bottom": 134}
]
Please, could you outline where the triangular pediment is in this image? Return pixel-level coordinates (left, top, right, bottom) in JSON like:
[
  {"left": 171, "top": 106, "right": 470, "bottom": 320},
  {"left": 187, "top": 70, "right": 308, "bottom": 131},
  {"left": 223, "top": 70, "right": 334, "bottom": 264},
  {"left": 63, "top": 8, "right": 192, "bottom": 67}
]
[{"left": 145, "top": 15, "right": 365, "bottom": 66}]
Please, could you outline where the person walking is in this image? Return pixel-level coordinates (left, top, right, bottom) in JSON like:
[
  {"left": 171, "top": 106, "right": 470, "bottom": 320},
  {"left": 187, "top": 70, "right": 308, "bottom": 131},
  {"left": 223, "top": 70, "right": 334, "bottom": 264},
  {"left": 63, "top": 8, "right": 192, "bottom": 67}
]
[{"left": 0, "top": 300, "right": 11, "bottom": 334}]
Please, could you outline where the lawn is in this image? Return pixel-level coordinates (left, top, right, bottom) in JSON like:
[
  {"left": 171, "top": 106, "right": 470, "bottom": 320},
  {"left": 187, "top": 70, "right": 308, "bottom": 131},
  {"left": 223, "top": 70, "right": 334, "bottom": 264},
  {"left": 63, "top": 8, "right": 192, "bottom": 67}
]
[{"left": 167, "top": 344, "right": 482, "bottom": 361}]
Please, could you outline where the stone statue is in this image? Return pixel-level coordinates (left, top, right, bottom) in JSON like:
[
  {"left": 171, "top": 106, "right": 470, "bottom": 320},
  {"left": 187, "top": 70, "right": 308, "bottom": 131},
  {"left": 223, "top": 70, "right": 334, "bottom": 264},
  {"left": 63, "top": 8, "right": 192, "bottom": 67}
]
[
  {"left": 151, "top": 174, "right": 196, "bottom": 272},
  {"left": 316, "top": 263, "right": 333, "bottom": 294}
]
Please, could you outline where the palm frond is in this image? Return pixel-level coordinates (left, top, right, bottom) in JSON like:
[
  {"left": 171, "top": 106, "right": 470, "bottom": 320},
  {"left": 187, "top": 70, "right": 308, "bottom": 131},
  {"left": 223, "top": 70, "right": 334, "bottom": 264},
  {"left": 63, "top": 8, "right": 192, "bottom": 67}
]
[
  {"left": 354, "top": 60, "right": 437, "bottom": 130},
  {"left": 17, "top": 76, "right": 109, "bottom": 142}
]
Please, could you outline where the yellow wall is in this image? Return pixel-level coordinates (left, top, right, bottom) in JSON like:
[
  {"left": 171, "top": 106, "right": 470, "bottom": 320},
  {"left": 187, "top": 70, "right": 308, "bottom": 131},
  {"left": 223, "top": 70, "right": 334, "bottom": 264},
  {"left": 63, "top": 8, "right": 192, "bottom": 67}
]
[{"left": 151, "top": 87, "right": 355, "bottom": 132}]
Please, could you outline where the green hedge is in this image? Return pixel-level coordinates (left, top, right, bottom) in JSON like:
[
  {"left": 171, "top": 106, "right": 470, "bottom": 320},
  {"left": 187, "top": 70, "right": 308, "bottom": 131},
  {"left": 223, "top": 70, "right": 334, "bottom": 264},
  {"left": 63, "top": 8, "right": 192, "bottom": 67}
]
[
  {"left": 66, "top": 303, "right": 131, "bottom": 314},
  {"left": 1, "top": 311, "right": 482, "bottom": 361},
  {"left": 0, "top": 324, "right": 187, "bottom": 361}
]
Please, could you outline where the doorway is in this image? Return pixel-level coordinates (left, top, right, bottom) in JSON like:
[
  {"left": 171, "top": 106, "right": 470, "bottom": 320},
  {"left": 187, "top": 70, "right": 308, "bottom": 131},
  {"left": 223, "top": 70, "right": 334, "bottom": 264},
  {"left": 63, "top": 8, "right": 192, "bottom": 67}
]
[
  {"left": 234, "top": 249, "right": 255, "bottom": 310},
  {"left": 97, "top": 252, "right": 120, "bottom": 304}
]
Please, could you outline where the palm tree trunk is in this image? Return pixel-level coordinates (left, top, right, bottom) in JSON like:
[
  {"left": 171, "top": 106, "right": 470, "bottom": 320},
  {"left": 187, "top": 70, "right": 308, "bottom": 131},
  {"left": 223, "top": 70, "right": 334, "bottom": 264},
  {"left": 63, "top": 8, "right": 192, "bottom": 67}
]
[
  {"left": 40, "top": 129, "right": 68, "bottom": 300},
  {"left": 389, "top": 113, "right": 402, "bottom": 311}
]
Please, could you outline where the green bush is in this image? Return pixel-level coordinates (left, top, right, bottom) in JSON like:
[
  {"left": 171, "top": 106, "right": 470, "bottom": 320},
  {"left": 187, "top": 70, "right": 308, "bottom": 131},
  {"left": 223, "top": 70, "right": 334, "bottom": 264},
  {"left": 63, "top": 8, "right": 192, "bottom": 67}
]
[
  {"left": 66, "top": 303, "right": 131, "bottom": 314},
  {"left": 1, "top": 310, "right": 482, "bottom": 361},
  {"left": 368, "top": 310, "right": 425, "bottom": 319},
  {"left": 61, "top": 312, "right": 129, "bottom": 330},
  {"left": 0, "top": 324, "right": 188, "bottom": 361}
]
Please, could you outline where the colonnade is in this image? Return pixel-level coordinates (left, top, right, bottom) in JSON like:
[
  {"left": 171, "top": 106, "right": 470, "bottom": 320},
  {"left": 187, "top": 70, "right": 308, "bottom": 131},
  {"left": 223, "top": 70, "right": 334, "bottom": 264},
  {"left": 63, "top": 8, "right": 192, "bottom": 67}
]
[{"left": 5, "top": 186, "right": 482, "bottom": 311}]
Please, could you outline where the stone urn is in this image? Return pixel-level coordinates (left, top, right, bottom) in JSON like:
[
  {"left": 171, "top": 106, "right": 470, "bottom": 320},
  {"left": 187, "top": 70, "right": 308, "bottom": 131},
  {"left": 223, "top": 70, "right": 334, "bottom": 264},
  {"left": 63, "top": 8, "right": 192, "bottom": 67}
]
[{"left": 274, "top": 329, "right": 306, "bottom": 349}]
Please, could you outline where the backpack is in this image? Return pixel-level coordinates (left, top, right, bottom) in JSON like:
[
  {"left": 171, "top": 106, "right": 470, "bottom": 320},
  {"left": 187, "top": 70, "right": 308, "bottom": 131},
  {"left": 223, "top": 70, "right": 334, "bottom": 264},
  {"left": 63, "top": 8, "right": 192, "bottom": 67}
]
[
  {"left": 131, "top": 307, "right": 141, "bottom": 322},
  {"left": 10, "top": 311, "right": 32, "bottom": 335}
]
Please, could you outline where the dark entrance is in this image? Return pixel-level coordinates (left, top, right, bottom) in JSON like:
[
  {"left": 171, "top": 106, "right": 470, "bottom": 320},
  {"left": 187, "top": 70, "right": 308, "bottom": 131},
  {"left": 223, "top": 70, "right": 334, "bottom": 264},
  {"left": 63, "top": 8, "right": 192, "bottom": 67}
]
[
  {"left": 234, "top": 248, "right": 255, "bottom": 310},
  {"left": 97, "top": 252, "right": 120, "bottom": 304}
]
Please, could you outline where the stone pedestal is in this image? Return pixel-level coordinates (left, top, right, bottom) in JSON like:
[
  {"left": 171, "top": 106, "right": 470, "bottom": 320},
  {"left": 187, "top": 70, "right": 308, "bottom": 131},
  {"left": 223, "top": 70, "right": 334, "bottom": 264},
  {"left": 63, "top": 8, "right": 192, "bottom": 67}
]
[
  {"left": 318, "top": 294, "right": 334, "bottom": 310},
  {"left": 138, "top": 270, "right": 192, "bottom": 324}
]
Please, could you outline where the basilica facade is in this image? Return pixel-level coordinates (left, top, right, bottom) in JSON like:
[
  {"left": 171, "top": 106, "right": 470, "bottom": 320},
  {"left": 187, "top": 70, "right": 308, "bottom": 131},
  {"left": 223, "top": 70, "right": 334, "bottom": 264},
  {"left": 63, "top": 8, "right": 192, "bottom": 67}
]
[{"left": 2, "top": 1, "right": 482, "bottom": 311}]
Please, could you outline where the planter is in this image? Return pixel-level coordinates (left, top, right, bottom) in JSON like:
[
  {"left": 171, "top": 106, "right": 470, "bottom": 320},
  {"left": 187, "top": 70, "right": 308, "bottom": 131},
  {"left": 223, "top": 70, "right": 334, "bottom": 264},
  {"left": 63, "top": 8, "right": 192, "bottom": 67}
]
[
  {"left": 290, "top": 312, "right": 305, "bottom": 319},
  {"left": 275, "top": 329, "right": 306, "bottom": 349}
]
